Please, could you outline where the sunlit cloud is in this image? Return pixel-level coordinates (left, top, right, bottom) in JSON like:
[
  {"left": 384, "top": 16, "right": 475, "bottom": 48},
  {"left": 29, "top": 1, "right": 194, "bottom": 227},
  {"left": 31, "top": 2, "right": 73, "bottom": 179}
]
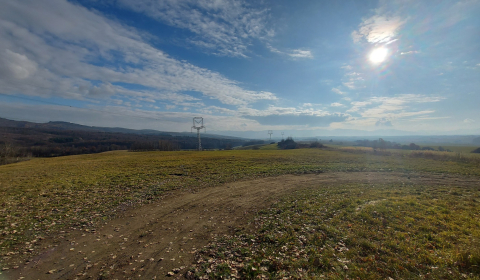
[
  {"left": 401, "top": 50, "right": 420, "bottom": 55},
  {"left": 352, "top": 15, "right": 406, "bottom": 44}
]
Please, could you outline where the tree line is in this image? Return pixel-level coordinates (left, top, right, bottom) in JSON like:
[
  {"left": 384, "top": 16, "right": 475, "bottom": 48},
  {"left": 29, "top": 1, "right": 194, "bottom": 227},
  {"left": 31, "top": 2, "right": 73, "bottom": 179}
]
[
  {"left": 0, "top": 126, "right": 249, "bottom": 163},
  {"left": 355, "top": 139, "right": 452, "bottom": 152}
]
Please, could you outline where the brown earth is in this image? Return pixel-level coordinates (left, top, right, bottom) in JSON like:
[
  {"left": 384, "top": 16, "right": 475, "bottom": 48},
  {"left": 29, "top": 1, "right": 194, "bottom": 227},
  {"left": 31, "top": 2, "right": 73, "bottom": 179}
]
[{"left": 4, "top": 172, "right": 480, "bottom": 280}]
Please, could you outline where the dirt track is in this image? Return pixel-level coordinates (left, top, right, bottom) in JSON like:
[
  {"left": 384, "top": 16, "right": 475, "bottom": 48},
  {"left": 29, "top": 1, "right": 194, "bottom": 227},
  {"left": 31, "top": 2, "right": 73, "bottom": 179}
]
[{"left": 5, "top": 172, "right": 480, "bottom": 279}]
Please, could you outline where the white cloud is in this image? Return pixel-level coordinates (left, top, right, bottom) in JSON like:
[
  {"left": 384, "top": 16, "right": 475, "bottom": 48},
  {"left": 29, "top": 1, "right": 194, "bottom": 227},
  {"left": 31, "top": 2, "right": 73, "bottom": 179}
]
[
  {"left": 116, "top": 0, "right": 273, "bottom": 57},
  {"left": 347, "top": 94, "right": 444, "bottom": 123},
  {"left": 401, "top": 50, "right": 420, "bottom": 55},
  {"left": 331, "top": 87, "right": 346, "bottom": 95},
  {"left": 342, "top": 72, "right": 365, "bottom": 90},
  {"left": 330, "top": 102, "right": 344, "bottom": 107},
  {"left": 237, "top": 105, "right": 349, "bottom": 127},
  {"left": 288, "top": 49, "right": 313, "bottom": 59},
  {"left": 267, "top": 45, "right": 313, "bottom": 59},
  {"left": 0, "top": 0, "right": 277, "bottom": 106},
  {"left": 347, "top": 101, "right": 371, "bottom": 113},
  {"left": 0, "top": 49, "right": 38, "bottom": 79},
  {"left": 352, "top": 15, "right": 406, "bottom": 44},
  {"left": 200, "top": 106, "right": 237, "bottom": 115},
  {"left": 464, "top": 118, "right": 475, "bottom": 123}
]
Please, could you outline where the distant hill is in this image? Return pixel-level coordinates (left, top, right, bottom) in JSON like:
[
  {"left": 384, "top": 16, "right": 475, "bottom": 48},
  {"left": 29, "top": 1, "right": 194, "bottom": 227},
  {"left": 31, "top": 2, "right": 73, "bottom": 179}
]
[
  {"left": 0, "top": 118, "right": 252, "bottom": 158},
  {"left": 0, "top": 118, "right": 246, "bottom": 140}
]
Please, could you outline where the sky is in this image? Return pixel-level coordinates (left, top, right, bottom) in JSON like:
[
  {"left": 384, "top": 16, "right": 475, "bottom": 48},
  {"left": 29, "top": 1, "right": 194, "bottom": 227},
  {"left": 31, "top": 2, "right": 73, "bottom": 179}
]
[{"left": 0, "top": 0, "right": 479, "bottom": 137}]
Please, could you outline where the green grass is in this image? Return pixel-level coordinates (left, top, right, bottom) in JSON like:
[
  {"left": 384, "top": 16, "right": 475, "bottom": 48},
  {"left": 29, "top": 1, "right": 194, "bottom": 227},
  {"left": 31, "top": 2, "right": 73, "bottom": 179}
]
[
  {"left": 1, "top": 148, "right": 480, "bottom": 264},
  {"left": 191, "top": 182, "right": 480, "bottom": 279},
  {"left": 419, "top": 145, "right": 479, "bottom": 153},
  {"left": 258, "top": 144, "right": 279, "bottom": 150},
  {"left": 234, "top": 143, "right": 279, "bottom": 150}
]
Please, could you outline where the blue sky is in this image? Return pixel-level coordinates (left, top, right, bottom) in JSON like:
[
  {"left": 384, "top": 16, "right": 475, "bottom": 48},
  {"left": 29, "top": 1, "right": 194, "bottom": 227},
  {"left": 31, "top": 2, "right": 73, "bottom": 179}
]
[{"left": 0, "top": 0, "right": 479, "bottom": 137}]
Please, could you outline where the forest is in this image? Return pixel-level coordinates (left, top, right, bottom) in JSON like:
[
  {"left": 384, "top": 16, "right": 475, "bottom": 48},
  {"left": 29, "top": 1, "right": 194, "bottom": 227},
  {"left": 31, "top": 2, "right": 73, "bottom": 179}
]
[{"left": 0, "top": 120, "right": 249, "bottom": 162}]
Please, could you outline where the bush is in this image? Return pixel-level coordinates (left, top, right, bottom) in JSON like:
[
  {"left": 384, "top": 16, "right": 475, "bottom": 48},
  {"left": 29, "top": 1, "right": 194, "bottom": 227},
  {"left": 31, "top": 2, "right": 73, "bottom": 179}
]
[
  {"left": 0, "top": 142, "right": 31, "bottom": 165},
  {"left": 310, "top": 141, "right": 324, "bottom": 148},
  {"left": 278, "top": 137, "right": 297, "bottom": 149}
]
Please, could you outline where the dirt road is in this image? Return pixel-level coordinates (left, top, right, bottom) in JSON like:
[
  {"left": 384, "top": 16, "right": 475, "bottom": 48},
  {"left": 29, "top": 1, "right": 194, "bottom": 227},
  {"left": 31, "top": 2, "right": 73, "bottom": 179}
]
[{"left": 5, "top": 172, "right": 479, "bottom": 279}]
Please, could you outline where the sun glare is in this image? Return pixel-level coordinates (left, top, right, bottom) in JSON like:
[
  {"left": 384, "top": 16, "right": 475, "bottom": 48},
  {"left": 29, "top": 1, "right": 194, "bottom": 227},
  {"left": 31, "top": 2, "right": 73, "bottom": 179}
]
[{"left": 369, "top": 47, "right": 388, "bottom": 64}]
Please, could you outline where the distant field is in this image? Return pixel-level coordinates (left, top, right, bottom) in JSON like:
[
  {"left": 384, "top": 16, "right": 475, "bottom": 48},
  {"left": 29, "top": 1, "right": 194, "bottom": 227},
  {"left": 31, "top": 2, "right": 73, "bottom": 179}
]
[
  {"left": 418, "top": 145, "right": 479, "bottom": 153},
  {"left": 1, "top": 148, "right": 480, "bottom": 277}
]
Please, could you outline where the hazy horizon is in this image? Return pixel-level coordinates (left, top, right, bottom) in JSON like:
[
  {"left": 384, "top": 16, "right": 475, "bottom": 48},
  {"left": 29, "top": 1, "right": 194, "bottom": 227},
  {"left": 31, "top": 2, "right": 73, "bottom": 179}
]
[{"left": 1, "top": 0, "right": 479, "bottom": 136}]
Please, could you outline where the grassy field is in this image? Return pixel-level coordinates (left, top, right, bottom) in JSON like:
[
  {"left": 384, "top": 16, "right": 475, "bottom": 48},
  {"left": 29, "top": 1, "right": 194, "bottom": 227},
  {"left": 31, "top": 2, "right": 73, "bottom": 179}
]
[
  {"left": 191, "top": 181, "right": 480, "bottom": 279},
  {"left": 1, "top": 148, "right": 480, "bottom": 278},
  {"left": 418, "top": 145, "right": 479, "bottom": 153}
]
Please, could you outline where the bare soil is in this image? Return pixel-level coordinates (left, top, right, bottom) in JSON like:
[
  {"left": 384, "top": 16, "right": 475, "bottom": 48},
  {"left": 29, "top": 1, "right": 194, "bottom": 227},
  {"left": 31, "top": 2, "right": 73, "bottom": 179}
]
[{"left": 4, "top": 172, "right": 480, "bottom": 280}]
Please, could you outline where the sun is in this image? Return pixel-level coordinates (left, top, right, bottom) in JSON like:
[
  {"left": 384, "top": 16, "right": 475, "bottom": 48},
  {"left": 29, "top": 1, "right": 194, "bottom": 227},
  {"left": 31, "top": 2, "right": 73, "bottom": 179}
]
[{"left": 369, "top": 47, "right": 388, "bottom": 64}]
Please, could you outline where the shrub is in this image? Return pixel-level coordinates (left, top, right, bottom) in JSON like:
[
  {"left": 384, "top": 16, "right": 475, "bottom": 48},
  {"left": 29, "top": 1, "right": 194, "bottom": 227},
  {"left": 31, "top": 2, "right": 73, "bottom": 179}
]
[
  {"left": 278, "top": 137, "right": 297, "bottom": 149},
  {"left": 309, "top": 141, "right": 324, "bottom": 148}
]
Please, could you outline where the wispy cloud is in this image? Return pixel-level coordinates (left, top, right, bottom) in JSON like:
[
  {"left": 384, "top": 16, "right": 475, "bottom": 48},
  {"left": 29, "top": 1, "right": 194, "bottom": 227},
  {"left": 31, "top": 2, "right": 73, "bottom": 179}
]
[
  {"left": 238, "top": 105, "right": 348, "bottom": 127},
  {"left": 288, "top": 49, "right": 313, "bottom": 59},
  {"left": 331, "top": 87, "right": 346, "bottom": 95},
  {"left": 347, "top": 94, "right": 444, "bottom": 124},
  {"left": 116, "top": 0, "right": 273, "bottom": 57},
  {"left": 267, "top": 45, "right": 313, "bottom": 59},
  {"left": 401, "top": 50, "right": 420, "bottom": 55},
  {"left": 352, "top": 15, "right": 406, "bottom": 44}
]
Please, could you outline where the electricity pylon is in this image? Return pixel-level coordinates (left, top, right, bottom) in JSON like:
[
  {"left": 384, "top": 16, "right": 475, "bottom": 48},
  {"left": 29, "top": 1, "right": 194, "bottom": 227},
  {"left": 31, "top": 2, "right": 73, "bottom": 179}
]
[{"left": 191, "top": 117, "right": 206, "bottom": 151}]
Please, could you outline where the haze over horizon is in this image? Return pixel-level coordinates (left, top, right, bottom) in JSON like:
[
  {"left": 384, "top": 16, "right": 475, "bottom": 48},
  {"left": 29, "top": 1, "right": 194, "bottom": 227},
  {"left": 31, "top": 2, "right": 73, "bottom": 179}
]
[{"left": 0, "top": 0, "right": 479, "bottom": 137}]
